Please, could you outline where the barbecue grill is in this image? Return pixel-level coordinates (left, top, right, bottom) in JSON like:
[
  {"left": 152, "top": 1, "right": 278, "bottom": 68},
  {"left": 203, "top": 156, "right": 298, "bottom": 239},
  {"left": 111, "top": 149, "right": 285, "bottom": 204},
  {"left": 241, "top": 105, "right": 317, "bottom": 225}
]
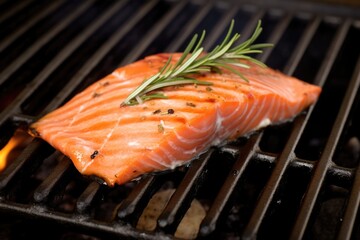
[{"left": 1, "top": 0, "right": 360, "bottom": 239}]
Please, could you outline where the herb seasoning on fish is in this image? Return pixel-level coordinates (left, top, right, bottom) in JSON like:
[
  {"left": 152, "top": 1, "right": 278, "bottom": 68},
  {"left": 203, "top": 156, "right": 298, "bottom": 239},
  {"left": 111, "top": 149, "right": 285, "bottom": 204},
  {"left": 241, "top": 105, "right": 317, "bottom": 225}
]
[
  {"left": 153, "top": 109, "right": 161, "bottom": 114},
  {"left": 158, "top": 122, "right": 165, "bottom": 133},
  {"left": 121, "top": 19, "right": 273, "bottom": 106},
  {"left": 186, "top": 102, "right": 196, "bottom": 107},
  {"left": 92, "top": 92, "right": 101, "bottom": 98}
]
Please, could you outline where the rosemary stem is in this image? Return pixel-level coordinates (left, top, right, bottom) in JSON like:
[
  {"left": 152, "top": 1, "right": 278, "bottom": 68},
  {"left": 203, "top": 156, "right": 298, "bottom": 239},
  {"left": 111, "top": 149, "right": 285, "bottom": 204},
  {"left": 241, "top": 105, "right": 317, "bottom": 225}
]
[{"left": 121, "top": 19, "right": 272, "bottom": 106}]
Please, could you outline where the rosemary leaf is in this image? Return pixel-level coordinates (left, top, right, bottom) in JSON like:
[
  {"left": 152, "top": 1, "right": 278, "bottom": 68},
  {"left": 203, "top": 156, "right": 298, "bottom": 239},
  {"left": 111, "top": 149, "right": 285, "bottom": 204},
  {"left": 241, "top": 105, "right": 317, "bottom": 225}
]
[{"left": 121, "top": 19, "right": 272, "bottom": 106}]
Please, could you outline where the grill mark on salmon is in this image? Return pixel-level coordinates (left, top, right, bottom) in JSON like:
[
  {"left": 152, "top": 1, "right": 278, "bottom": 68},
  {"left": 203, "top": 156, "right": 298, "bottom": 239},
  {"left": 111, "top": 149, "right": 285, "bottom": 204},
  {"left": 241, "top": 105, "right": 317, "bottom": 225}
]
[{"left": 29, "top": 53, "right": 321, "bottom": 186}]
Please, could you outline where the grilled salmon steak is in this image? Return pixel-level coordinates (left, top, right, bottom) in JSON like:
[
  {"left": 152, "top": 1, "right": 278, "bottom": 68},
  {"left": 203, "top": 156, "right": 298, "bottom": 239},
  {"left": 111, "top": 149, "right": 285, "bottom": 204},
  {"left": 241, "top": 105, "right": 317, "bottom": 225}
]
[{"left": 29, "top": 53, "right": 321, "bottom": 186}]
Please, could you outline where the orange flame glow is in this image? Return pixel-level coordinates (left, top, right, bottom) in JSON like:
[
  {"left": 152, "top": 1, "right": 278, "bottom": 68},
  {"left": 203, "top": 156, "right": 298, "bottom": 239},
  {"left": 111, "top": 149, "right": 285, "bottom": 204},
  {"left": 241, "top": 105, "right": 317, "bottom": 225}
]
[{"left": 0, "top": 130, "right": 32, "bottom": 172}]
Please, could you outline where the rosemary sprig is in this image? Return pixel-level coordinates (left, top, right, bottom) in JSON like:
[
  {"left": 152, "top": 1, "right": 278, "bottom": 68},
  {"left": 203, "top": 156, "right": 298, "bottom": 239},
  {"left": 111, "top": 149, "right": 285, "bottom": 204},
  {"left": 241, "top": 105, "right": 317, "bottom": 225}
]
[{"left": 121, "top": 19, "right": 272, "bottom": 106}]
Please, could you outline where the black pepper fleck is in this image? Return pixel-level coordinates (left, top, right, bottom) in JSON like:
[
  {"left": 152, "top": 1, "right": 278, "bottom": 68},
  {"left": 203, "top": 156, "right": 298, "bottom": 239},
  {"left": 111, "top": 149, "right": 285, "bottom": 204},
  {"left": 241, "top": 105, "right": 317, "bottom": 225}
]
[
  {"left": 167, "top": 109, "right": 175, "bottom": 114},
  {"left": 90, "top": 150, "right": 99, "bottom": 159}
]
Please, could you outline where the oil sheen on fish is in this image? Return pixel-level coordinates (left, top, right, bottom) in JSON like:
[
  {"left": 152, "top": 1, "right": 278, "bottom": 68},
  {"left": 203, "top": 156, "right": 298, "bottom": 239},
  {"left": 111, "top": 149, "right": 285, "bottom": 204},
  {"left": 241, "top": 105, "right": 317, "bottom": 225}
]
[{"left": 29, "top": 53, "right": 321, "bottom": 186}]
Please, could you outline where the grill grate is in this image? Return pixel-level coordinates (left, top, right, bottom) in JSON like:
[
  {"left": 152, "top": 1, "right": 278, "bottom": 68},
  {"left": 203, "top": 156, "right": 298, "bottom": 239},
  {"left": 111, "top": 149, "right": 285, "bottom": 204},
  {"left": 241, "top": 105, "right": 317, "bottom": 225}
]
[{"left": 1, "top": 0, "right": 360, "bottom": 239}]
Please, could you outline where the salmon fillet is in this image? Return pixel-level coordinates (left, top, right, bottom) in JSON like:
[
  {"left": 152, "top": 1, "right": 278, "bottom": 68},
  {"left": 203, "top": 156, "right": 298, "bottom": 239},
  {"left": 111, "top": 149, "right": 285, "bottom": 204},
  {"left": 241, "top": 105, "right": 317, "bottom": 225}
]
[{"left": 29, "top": 53, "right": 321, "bottom": 186}]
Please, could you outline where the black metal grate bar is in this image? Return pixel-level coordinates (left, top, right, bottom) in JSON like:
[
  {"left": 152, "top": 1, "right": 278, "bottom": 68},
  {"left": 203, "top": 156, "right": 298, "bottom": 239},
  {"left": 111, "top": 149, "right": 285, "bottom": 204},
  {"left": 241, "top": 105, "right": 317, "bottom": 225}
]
[
  {"left": 165, "top": 2, "right": 214, "bottom": 52},
  {"left": 0, "top": 0, "right": 33, "bottom": 24},
  {"left": 337, "top": 160, "right": 360, "bottom": 239},
  {"left": 40, "top": 0, "right": 159, "bottom": 115},
  {"left": 229, "top": 9, "right": 266, "bottom": 47},
  {"left": 0, "top": 140, "right": 43, "bottom": 189},
  {"left": 0, "top": 0, "right": 61, "bottom": 54},
  {"left": 76, "top": 181, "right": 102, "bottom": 213},
  {"left": 201, "top": 4, "right": 240, "bottom": 50},
  {"left": 200, "top": 133, "right": 262, "bottom": 235},
  {"left": 157, "top": 149, "right": 213, "bottom": 229},
  {"left": 0, "top": 0, "right": 127, "bottom": 126},
  {"left": 242, "top": 15, "right": 344, "bottom": 239},
  {"left": 117, "top": 176, "right": 156, "bottom": 218},
  {"left": 258, "top": 13, "right": 292, "bottom": 63},
  {"left": 312, "top": 19, "right": 352, "bottom": 87},
  {"left": 33, "top": 155, "right": 71, "bottom": 203},
  {"left": 283, "top": 16, "right": 321, "bottom": 75},
  {"left": 290, "top": 42, "right": 360, "bottom": 239},
  {"left": 119, "top": 0, "right": 188, "bottom": 65},
  {"left": 0, "top": 0, "right": 91, "bottom": 85}
]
